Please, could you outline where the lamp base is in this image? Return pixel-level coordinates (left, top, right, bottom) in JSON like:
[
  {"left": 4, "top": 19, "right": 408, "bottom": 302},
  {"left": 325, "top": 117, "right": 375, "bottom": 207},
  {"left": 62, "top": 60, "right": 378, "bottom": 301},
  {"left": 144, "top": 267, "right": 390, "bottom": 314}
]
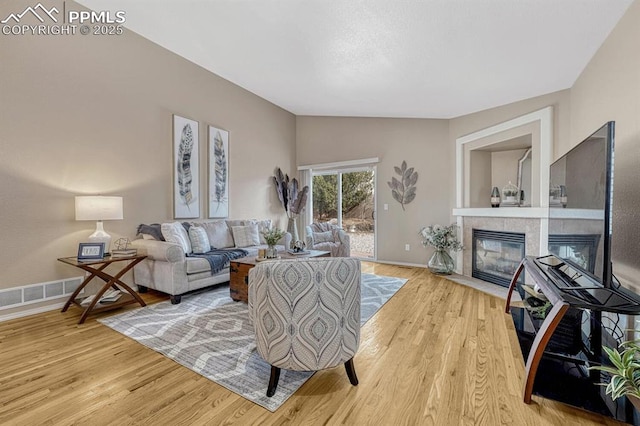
[{"left": 88, "top": 221, "right": 112, "bottom": 254}]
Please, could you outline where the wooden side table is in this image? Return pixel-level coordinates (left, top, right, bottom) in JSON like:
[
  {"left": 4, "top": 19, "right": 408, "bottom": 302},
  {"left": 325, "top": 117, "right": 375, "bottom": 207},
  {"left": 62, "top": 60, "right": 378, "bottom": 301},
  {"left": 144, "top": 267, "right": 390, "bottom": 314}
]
[{"left": 58, "top": 255, "right": 147, "bottom": 324}]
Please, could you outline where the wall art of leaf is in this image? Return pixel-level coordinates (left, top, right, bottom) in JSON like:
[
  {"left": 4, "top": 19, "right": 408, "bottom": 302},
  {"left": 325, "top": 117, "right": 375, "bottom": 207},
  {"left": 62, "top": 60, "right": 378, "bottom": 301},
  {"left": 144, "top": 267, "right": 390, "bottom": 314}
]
[
  {"left": 387, "top": 160, "right": 418, "bottom": 211},
  {"left": 177, "top": 123, "right": 194, "bottom": 208},
  {"left": 213, "top": 131, "right": 227, "bottom": 211}
]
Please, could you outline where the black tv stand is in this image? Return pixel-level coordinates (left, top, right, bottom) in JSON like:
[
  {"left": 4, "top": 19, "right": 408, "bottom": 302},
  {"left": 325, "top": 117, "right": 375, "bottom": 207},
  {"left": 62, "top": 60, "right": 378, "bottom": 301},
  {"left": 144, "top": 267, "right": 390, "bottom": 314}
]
[{"left": 505, "top": 255, "right": 640, "bottom": 417}]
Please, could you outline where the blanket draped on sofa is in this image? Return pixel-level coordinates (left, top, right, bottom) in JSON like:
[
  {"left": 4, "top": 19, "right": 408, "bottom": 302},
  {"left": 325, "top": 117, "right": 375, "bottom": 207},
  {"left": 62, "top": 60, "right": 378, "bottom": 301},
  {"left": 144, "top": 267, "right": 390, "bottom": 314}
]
[{"left": 187, "top": 249, "right": 249, "bottom": 275}]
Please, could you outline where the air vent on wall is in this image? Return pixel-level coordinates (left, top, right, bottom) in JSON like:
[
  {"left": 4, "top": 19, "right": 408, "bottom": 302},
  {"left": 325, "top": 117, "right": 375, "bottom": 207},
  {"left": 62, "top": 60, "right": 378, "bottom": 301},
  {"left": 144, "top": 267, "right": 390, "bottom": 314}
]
[{"left": 0, "top": 277, "right": 83, "bottom": 310}]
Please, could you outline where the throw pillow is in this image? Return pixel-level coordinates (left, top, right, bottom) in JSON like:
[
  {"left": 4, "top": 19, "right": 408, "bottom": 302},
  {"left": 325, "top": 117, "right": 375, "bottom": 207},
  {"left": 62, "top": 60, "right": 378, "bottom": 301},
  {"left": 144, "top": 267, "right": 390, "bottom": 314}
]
[
  {"left": 231, "top": 224, "right": 261, "bottom": 248},
  {"left": 188, "top": 226, "right": 210, "bottom": 254},
  {"left": 161, "top": 222, "right": 192, "bottom": 253},
  {"left": 246, "top": 219, "right": 272, "bottom": 245},
  {"left": 196, "top": 221, "right": 234, "bottom": 248},
  {"left": 137, "top": 223, "right": 165, "bottom": 241},
  {"left": 313, "top": 230, "right": 335, "bottom": 244}
]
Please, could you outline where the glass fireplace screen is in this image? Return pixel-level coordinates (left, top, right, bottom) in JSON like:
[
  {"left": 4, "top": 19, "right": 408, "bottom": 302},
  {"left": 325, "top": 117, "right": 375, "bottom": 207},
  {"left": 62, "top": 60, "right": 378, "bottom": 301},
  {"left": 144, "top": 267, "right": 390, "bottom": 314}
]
[{"left": 472, "top": 229, "right": 526, "bottom": 287}]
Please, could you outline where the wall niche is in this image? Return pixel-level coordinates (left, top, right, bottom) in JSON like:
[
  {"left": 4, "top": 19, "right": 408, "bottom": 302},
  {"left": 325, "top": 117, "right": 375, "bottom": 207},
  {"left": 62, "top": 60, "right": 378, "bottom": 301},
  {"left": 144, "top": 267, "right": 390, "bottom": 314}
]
[{"left": 456, "top": 106, "right": 553, "bottom": 210}]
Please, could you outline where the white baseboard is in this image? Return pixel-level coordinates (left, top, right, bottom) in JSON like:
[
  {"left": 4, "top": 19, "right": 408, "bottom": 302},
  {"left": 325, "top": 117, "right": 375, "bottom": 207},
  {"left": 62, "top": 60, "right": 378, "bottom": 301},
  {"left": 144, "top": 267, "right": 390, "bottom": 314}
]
[
  {"left": 371, "top": 259, "right": 428, "bottom": 268},
  {"left": 0, "top": 301, "right": 66, "bottom": 323}
]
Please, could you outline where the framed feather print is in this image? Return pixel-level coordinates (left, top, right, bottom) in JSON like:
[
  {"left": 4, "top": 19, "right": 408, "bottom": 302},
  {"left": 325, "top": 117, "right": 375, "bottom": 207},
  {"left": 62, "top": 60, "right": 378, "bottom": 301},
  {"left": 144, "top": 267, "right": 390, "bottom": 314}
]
[
  {"left": 208, "top": 125, "right": 229, "bottom": 218},
  {"left": 173, "top": 115, "right": 200, "bottom": 219}
]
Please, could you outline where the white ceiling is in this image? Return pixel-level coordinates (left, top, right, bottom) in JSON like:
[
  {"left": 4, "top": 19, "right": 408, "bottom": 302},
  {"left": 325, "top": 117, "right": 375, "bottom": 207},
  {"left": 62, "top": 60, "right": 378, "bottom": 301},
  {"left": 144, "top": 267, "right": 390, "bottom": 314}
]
[{"left": 78, "top": 0, "right": 632, "bottom": 119}]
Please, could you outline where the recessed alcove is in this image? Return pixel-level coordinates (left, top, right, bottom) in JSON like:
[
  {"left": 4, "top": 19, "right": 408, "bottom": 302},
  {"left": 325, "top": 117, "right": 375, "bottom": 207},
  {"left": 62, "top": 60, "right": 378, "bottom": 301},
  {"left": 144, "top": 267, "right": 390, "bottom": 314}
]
[{"left": 468, "top": 133, "right": 533, "bottom": 207}]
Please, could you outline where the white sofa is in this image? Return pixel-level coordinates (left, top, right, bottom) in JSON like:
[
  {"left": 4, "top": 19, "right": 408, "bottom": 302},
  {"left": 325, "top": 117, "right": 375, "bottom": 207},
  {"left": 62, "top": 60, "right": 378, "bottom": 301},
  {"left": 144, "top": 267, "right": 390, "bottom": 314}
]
[{"left": 131, "top": 219, "right": 291, "bottom": 304}]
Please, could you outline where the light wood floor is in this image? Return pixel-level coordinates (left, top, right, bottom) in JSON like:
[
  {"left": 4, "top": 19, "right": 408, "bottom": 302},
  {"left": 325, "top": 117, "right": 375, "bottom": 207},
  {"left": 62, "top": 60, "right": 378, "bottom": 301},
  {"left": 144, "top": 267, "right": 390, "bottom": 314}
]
[{"left": 0, "top": 263, "right": 624, "bottom": 425}]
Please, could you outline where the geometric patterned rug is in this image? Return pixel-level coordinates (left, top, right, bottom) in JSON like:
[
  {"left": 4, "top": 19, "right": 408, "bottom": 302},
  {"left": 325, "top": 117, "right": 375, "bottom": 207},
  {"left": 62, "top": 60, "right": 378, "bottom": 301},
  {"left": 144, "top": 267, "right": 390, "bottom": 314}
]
[{"left": 99, "top": 273, "right": 408, "bottom": 412}]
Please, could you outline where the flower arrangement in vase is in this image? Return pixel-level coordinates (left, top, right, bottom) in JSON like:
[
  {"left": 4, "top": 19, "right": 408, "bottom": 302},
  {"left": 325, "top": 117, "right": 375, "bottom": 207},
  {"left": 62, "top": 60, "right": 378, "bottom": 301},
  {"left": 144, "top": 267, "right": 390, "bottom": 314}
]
[
  {"left": 261, "top": 227, "right": 285, "bottom": 258},
  {"left": 419, "top": 223, "right": 463, "bottom": 274}
]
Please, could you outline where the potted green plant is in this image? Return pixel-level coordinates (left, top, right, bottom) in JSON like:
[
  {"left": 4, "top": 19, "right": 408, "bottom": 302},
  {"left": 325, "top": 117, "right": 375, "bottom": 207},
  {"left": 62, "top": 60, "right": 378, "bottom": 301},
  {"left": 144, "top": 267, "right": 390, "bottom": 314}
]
[
  {"left": 261, "top": 227, "right": 285, "bottom": 258},
  {"left": 590, "top": 329, "right": 640, "bottom": 410},
  {"left": 419, "top": 224, "right": 463, "bottom": 275}
]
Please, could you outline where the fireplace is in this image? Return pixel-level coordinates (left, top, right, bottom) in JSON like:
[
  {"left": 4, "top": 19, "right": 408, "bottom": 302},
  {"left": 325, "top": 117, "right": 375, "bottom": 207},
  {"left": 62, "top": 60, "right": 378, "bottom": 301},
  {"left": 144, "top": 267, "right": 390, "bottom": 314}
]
[
  {"left": 548, "top": 234, "right": 601, "bottom": 274},
  {"left": 472, "top": 229, "right": 526, "bottom": 287}
]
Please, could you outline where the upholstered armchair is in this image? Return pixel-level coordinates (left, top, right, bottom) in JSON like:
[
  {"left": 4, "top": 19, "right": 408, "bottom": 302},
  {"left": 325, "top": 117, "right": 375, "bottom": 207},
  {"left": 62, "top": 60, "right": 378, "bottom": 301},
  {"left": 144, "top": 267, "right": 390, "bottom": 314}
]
[
  {"left": 248, "top": 257, "right": 361, "bottom": 397},
  {"left": 305, "top": 222, "right": 351, "bottom": 257}
]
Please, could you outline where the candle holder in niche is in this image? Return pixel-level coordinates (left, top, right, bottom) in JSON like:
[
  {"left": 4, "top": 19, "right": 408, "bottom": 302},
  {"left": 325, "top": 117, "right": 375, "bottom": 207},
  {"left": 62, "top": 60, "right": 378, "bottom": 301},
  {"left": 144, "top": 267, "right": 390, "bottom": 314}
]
[
  {"left": 501, "top": 181, "right": 519, "bottom": 206},
  {"left": 490, "top": 187, "right": 501, "bottom": 208}
]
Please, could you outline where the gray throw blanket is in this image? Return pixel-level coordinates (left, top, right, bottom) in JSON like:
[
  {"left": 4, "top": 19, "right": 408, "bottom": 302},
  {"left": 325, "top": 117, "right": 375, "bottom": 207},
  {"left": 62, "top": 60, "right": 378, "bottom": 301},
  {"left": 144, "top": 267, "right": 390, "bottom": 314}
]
[{"left": 187, "top": 249, "right": 249, "bottom": 275}]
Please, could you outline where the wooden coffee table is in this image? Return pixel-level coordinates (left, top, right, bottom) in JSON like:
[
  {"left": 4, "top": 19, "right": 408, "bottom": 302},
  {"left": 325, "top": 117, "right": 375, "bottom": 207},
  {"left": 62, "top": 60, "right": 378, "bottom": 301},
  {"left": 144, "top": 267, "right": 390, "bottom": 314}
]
[{"left": 229, "top": 250, "right": 330, "bottom": 302}]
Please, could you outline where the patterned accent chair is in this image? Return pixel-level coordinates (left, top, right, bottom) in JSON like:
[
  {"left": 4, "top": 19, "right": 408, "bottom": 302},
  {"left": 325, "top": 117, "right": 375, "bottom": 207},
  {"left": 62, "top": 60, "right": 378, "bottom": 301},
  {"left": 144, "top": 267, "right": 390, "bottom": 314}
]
[
  {"left": 305, "top": 222, "right": 351, "bottom": 257},
  {"left": 248, "top": 257, "right": 361, "bottom": 397}
]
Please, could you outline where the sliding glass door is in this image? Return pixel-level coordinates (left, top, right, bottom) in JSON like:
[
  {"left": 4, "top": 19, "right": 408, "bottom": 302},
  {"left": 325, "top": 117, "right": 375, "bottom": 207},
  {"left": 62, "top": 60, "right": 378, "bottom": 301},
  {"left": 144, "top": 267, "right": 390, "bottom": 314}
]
[{"left": 312, "top": 167, "right": 376, "bottom": 259}]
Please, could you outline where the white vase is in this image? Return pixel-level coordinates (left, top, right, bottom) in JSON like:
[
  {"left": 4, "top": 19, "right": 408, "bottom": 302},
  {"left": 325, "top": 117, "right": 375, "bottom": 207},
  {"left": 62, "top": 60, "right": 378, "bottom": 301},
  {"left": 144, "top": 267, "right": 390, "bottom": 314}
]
[{"left": 287, "top": 217, "right": 299, "bottom": 248}]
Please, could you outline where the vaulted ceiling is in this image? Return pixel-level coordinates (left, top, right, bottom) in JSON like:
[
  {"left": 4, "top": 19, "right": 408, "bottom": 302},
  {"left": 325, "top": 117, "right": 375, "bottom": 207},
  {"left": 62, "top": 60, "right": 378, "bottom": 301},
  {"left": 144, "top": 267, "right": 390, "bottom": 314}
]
[{"left": 79, "top": 0, "right": 633, "bottom": 118}]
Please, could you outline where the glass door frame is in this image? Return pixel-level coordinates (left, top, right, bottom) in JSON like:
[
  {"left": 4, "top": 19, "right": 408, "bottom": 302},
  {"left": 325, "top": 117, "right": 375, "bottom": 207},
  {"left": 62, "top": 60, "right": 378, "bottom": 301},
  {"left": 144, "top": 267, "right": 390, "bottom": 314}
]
[{"left": 310, "top": 165, "right": 377, "bottom": 260}]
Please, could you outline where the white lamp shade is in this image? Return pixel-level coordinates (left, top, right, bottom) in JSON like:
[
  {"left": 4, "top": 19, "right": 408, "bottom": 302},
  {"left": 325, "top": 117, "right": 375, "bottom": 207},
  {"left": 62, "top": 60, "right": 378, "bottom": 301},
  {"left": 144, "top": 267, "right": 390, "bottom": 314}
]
[{"left": 75, "top": 196, "right": 123, "bottom": 221}]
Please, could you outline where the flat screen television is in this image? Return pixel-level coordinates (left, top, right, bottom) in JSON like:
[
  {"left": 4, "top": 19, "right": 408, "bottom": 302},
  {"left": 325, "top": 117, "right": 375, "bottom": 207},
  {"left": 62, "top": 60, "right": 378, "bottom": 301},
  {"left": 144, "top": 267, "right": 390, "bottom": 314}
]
[{"left": 547, "top": 121, "right": 614, "bottom": 288}]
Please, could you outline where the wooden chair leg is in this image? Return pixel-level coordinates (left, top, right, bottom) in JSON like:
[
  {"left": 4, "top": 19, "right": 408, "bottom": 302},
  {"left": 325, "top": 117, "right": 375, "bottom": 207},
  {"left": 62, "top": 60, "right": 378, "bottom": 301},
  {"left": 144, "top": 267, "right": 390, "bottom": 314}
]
[
  {"left": 345, "top": 358, "right": 358, "bottom": 386},
  {"left": 267, "top": 366, "right": 281, "bottom": 397}
]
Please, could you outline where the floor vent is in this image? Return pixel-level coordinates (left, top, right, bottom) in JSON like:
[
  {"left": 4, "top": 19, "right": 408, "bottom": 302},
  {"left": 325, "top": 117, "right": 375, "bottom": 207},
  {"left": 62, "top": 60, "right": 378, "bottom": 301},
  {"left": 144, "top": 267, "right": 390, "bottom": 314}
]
[{"left": 0, "top": 277, "right": 84, "bottom": 310}]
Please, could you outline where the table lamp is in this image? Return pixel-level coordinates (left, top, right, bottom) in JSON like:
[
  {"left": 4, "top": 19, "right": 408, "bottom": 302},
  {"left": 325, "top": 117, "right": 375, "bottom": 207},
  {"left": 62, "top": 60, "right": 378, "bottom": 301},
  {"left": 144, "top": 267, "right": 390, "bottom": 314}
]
[{"left": 75, "top": 196, "right": 123, "bottom": 254}]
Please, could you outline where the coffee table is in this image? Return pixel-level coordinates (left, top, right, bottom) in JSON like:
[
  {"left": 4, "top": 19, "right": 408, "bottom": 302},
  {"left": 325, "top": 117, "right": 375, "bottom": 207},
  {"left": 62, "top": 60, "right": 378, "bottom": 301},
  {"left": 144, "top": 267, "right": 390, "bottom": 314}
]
[{"left": 229, "top": 249, "right": 330, "bottom": 302}]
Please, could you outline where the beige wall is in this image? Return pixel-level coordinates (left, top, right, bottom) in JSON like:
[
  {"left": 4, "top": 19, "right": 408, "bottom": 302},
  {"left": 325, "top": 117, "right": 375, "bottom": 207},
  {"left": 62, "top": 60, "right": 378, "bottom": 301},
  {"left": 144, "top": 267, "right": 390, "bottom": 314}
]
[
  {"left": 491, "top": 149, "right": 527, "bottom": 196},
  {"left": 0, "top": 1, "right": 296, "bottom": 315},
  {"left": 296, "top": 117, "right": 450, "bottom": 265},
  {"left": 469, "top": 151, "right": 491, "bottom": 207},
  {"left": 569, "top": 0, "right": 640, "bottom": 291}
]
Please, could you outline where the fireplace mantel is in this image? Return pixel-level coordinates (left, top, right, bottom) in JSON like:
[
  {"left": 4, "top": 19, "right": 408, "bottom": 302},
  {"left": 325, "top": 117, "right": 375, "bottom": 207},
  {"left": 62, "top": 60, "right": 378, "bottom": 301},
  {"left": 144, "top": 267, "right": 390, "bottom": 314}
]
[{"left": 453, "top": 207, "right": 547, "bottom": 218}]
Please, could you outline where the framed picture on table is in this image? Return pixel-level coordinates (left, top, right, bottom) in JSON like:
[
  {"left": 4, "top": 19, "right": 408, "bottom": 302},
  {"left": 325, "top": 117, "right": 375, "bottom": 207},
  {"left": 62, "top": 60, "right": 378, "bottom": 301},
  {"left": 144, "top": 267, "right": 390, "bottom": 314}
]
[{"left": 77, "top": 242, "right": 105, "bottom": 260}]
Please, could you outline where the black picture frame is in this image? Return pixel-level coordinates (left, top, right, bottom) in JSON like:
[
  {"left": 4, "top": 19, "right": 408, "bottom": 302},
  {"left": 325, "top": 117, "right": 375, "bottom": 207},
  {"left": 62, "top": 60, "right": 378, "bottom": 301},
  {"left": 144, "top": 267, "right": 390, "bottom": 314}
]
[{"left": 77, "top": 242, "right": 105, "bottom": 260}]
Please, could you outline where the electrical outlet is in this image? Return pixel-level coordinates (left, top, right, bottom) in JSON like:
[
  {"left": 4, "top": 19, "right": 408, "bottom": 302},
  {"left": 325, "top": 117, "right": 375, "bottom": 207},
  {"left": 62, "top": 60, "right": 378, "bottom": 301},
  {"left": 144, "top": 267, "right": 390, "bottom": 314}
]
[
  {"left": 405, "top": 244, "right": 410, "bottom": 251},
  {"left": 384, "top": 203, "right": 389, "bottom": 211}
]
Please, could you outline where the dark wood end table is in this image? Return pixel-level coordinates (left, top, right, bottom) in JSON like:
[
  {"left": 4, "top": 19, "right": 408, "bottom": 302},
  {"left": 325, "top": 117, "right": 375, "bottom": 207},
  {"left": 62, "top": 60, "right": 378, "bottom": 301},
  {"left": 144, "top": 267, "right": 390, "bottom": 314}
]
[
  {"left": 58, "top": 255, "right": 147, "bottom": 324},
  {"left": 229, "top": 250, "right": 330, "bottom": 303}
]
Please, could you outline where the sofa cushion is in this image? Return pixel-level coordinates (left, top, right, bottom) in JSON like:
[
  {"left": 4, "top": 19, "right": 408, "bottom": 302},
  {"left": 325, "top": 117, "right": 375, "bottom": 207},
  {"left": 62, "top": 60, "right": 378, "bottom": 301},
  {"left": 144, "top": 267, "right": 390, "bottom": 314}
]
[
  {"left": 161, "top": 222, "right": 192, "bottom": 254},
  {"left": 313, "top": 230, "right": 335, "bottom": 244},
  {"left": 195, "top": 221, "right": 234, "bottom": 248},
  {"left": 189, "top": 226, "right": 210, "bottom": 254},
  {"left": 231, "top": 224, "right": 261, "bottom": 248},
  {"left": 185, "top": 257, "right": 213, "bottom": 274}
]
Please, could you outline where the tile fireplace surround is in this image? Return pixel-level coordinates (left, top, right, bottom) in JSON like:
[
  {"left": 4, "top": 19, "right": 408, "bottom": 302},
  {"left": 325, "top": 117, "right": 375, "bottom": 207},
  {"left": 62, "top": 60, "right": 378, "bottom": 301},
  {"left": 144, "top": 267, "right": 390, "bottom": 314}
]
[{"left": 453, "top": 209, "right": 545, "bottom": 277}]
